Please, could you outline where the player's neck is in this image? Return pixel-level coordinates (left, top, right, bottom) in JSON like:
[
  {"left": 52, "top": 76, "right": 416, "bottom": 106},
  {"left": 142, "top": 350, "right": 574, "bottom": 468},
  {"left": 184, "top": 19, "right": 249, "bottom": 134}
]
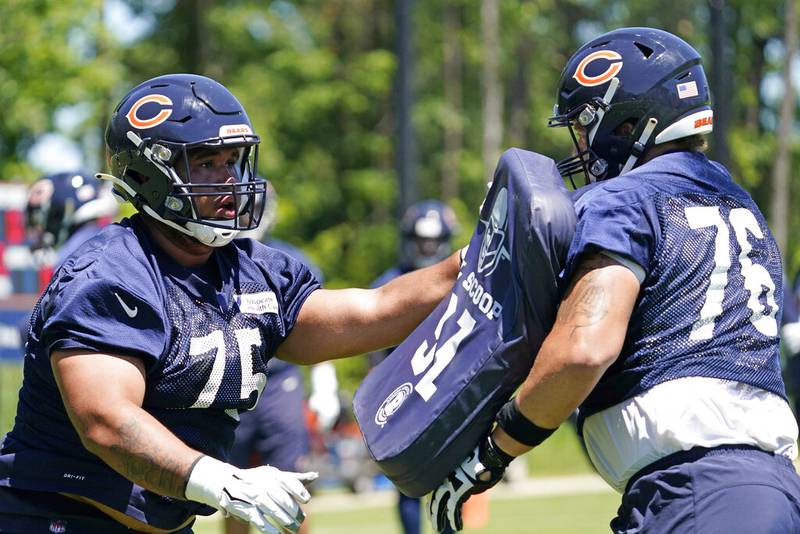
[{"left": 140, "top": 216, "right": 214, "bottom": 267}]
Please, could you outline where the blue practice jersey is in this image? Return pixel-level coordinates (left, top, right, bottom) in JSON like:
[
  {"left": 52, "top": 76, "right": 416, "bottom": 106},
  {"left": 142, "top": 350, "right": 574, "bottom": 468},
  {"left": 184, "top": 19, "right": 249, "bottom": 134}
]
[
  {"left": 0, "top": 215, "right": 319, "bottom": 530},
  {"left": 568, "top": 151, "right": 786, "bottom": 421},
  {"left": 56, "top": 222, "right": 106, "bottom": 269}
]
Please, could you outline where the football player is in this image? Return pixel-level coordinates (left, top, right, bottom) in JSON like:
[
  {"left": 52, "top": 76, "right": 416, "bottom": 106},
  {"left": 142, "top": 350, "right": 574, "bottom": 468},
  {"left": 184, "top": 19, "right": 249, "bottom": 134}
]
[
  {"left": 0, "top": 74, "right": 460, "bottom": 534},
  {"left": 429, "top": 27, "right": 800, "bottom": 533},
  {"left": 226, "top": 181, "right": 340, "bottom": 534},
  {"left": 368, "top": 200, "right": 459, "bottom": 534},
  {"left": 19, "top": 171, "right": 118, "bottom": 349},
  {"left": 25, "top": 169, "right": 117, "bottom": 268}
]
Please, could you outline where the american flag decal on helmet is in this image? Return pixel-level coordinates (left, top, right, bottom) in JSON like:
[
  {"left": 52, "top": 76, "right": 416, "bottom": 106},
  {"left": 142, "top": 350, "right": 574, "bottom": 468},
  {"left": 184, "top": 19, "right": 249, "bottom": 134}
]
[{"left": 677, "top": 81, "right": 699, "bottom": 99}]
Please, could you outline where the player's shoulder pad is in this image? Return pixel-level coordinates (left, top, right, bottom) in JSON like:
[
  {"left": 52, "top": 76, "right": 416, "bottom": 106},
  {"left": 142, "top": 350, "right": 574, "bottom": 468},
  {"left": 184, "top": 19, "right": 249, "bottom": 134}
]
[
  {"left": 56, "top": 222, "right": 159, "bottom": 298},
  {"left": 573, "top": 164, "right": 662, "bottom": 214}
]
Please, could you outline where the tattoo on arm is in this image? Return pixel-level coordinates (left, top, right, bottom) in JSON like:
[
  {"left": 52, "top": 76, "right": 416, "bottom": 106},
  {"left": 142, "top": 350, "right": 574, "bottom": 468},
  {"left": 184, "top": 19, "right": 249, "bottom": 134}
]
[
  {"left": 557, "top": 256, "right": 613, "bottom": 336},
  {"left": 110, "top": 418, "right": 189, "bottom": 498}
]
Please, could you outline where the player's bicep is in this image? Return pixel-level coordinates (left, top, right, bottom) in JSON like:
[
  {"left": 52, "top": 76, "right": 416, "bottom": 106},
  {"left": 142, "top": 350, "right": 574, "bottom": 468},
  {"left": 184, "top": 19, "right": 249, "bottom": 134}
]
[
  {"left": 51, "top": 350, "right": 147, "bottom": 436},
  {"left": 553, "top": 253, "right": 640, "bottom": 366}
]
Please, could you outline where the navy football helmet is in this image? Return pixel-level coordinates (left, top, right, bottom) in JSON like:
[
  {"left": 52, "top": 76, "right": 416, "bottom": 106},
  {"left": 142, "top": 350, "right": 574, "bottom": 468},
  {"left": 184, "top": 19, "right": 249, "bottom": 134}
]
[
  {"left": 25, "top": 170, "right": 117, "bottom": 250},
  {"left": 100, "top": 74, "right": 266, "bottom": 247},
  {"left": 400, "top": 200, "right": 458, "bottom": 269},
  {"left": 548, "top": 27, "right": 713, "bottom": 185}
]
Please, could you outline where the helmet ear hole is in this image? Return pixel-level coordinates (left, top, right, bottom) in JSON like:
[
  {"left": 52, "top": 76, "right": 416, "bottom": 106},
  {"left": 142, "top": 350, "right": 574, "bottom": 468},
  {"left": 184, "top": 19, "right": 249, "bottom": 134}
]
[
  {"left": 612, "top": 119, "right": 638, "bottom": 137},
  {"left": 125, "top": 169, "right": 147, "bottom": 184}
]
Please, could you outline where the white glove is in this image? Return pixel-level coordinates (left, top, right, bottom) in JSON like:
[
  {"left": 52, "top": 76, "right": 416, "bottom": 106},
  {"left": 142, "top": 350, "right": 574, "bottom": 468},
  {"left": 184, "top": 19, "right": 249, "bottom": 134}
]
[
  {"left": 428, "top": 436, "right": 510, "bottom": 532},
  {"left": 185, "top": 456, "right": 318, "bottom": 533},
  {"left": 309, "top": 363, "right": 341, "bottom": 432}
]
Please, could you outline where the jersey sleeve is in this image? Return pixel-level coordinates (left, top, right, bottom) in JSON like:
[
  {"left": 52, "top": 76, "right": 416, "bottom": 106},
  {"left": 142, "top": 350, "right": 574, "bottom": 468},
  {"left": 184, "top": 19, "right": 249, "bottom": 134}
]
[
  {"left": 256, "top": 247, "right": 321, "bottom": 336},
  {"left": 564, "top": 190, "right": 657, "bottom": 283},
  {"left": 40, "top": 272, "right": 167, "bottom": 365}
]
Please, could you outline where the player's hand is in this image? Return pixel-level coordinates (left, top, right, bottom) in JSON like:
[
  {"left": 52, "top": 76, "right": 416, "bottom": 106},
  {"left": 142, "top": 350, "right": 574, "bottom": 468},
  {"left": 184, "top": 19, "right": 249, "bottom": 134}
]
[
  {"left": 427, "top": 435, "right": 511, "bottom": 532},
  {"left": 185, "top": 455, "right": 318, "bottom": 533}
]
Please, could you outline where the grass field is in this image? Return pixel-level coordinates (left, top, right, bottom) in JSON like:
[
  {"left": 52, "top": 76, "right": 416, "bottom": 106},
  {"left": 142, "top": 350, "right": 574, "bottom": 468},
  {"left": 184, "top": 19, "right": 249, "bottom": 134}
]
[
  {"left": 0, "top": 362, "right": 23, "bottom": 436},
  {"left": 0, "top": 360, "right": 621, "bottom": 532},
  {"left": 193, "top": 488, "right": 619, "bottom": 534}
]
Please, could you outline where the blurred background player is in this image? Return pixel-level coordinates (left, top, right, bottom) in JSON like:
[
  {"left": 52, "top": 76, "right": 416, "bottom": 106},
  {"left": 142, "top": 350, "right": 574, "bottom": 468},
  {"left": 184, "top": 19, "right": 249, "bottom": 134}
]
[
  {"left": 25, "top": 170, "right": 118, "bottom": 270},
  {"left": 19, "top": 170, "right": 118, "bottom": 342},
  {"left": 368, "top": 200, "right": 474, "bottom": 534},
  {"left": 226, "top": 181, "right": 340, "bottom": 534}
]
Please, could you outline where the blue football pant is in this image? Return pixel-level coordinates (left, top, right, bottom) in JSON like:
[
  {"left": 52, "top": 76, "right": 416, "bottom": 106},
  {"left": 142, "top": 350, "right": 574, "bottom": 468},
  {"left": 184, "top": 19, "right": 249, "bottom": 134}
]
[
  {"left": 613, "top": 445, "right": 800, "bottom": 533},
  {"left": 0, "top": 486, "right": 195, "bottom": 533}
]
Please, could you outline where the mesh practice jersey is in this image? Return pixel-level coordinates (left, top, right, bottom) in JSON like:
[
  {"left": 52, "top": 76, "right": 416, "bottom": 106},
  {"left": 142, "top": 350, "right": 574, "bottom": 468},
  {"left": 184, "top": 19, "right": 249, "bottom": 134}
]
[
  {"left": 0, "top": 214, "right": 319, "bottom": 530},
  {"left": 568, "top": 151, "right": 786, "bottom": 422}
]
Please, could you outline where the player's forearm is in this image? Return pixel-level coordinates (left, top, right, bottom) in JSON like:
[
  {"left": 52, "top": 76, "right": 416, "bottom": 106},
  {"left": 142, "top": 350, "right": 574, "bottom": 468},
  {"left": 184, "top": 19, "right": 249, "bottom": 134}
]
[
  {"left": 491, "top": 335, "right": 608, "bottom": 457},
  {"left": 373, "top": 250, "right": 461, "bottom": 337},
  {"left": 492, "top": 254, "right": 636, "bottom": 457},
  {"left": 77, "top": 403, "right": 202, "bottom": 499}
]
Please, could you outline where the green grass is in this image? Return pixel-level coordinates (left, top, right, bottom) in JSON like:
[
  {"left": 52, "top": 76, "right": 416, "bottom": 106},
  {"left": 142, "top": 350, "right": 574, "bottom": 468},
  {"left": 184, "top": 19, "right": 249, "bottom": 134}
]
[
  {"left": 526, "top": 424, "right": 595, "bottom": 477},
  {"left": 0, "top": 361, "right": 23, "bottom": 436},
  {"left": 194, "top": 490, "right": 619, "bottom": 534}
]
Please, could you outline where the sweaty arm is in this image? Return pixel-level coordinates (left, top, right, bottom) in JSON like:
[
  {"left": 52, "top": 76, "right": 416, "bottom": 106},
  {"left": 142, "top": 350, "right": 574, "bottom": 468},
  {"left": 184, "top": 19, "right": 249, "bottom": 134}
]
[
  {"left": 279, "top": 250, "right": 461, "bottom": 364},
  {"left": 52, "top": 350, "right": 201, "bottom": 499},
  {"left": 492, "top": 252, "right": 640, "bottom": 457}
]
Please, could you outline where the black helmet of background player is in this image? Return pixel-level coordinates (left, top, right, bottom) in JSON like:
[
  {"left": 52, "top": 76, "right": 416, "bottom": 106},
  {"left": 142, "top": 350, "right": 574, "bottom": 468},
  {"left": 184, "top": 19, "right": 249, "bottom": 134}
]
[
  {"left": 400, "top": 200, "right": 458, "bottom": 270},
  {"left": 25, "top": 170, "right": 117, "bottom": 250},
  {"left": 101, "top": 74, "right": 267, "bottom": 247},
  {"left": 548, "top": 27, "right": 713, "bottom": 186}
]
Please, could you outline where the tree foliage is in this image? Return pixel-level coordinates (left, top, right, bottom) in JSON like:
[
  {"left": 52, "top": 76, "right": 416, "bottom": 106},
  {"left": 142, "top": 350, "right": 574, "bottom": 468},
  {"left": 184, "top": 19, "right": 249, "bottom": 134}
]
[{"left": 1, "top": 0, "right": 799, "bottom": 388}]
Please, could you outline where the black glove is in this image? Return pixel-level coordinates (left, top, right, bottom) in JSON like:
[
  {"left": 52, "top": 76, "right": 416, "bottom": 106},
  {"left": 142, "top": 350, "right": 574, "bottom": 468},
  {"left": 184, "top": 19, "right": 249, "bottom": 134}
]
[{"left": 427, "top": 435, "right": 513, "bottom": 531}]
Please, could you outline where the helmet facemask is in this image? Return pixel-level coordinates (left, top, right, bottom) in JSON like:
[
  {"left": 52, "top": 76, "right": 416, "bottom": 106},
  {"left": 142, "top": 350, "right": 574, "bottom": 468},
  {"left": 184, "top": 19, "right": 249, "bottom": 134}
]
[
  {"left": 106, "top": 130, "right": 267, "bottom": 247},
  {"left": 548, "top": 78, "right": 620, "bottom": 187}
]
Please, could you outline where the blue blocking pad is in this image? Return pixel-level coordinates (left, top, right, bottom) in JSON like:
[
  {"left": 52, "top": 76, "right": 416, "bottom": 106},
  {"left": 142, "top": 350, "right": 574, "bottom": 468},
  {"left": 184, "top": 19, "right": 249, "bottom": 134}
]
[{"left": 353, "top": 148, "right": 576, "bottom": 497}]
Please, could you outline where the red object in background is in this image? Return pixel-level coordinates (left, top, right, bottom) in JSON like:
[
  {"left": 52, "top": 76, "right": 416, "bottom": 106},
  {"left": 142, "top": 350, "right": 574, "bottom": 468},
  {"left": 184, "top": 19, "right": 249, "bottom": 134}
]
[
  {"left": 38, "top": 266, "right": 54, "bottom": 292},
  {"left": 4, "top": 209, "right": 25, "bottom": 245},
  {"left": 0, "top": 243, "right": 7, "bottom": 275}
]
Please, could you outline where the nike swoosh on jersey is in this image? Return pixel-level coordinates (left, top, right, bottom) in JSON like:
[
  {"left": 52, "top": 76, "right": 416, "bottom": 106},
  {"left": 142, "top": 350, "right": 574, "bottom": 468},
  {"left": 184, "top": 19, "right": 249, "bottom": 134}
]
[{"left": 114, "top": 292, "right": 139, "bottom": 318}]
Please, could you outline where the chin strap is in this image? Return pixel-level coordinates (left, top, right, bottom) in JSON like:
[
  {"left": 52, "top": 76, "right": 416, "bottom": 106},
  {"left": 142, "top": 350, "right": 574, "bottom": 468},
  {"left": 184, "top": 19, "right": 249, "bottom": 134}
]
[
  {"left": 587, "top": 77, "right": 620, "bottom": 146},
  {"left": 619, "top": 117, "right": 659, "bottom": 176},
  {"left": 96, "top": 172, "right": 239, "bottom": 247}
]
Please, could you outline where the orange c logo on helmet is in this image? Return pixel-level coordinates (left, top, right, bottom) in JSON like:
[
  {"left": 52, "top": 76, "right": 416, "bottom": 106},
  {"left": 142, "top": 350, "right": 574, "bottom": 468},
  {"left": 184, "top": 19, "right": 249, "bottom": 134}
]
[
  {"left": 573, "top": 50, "right": 623, "bottom": 87},
  {"left": 125, "top": 94, "right": 173, "bottom": 129}
]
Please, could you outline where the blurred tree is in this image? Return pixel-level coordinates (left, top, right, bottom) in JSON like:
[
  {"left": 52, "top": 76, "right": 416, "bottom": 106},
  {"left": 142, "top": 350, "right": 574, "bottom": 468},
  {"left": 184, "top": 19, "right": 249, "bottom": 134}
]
[
  {"left": 768, "top": 0, "right": 796, "bottom": 255},
  {"left": 0, "top": 0, "right": 121, "bottom": 180},
  {"left": 709, "top": 0, "right": 732, "bottom": 167},
  {"left": 1, "top": 0, "right": 798, "bottom": 326},
  {"left": 481, "top": 0, "right": 502, "bottom": 182},
  {"left": 441, "top": 0, "right": 463, "bottom": 201}
]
